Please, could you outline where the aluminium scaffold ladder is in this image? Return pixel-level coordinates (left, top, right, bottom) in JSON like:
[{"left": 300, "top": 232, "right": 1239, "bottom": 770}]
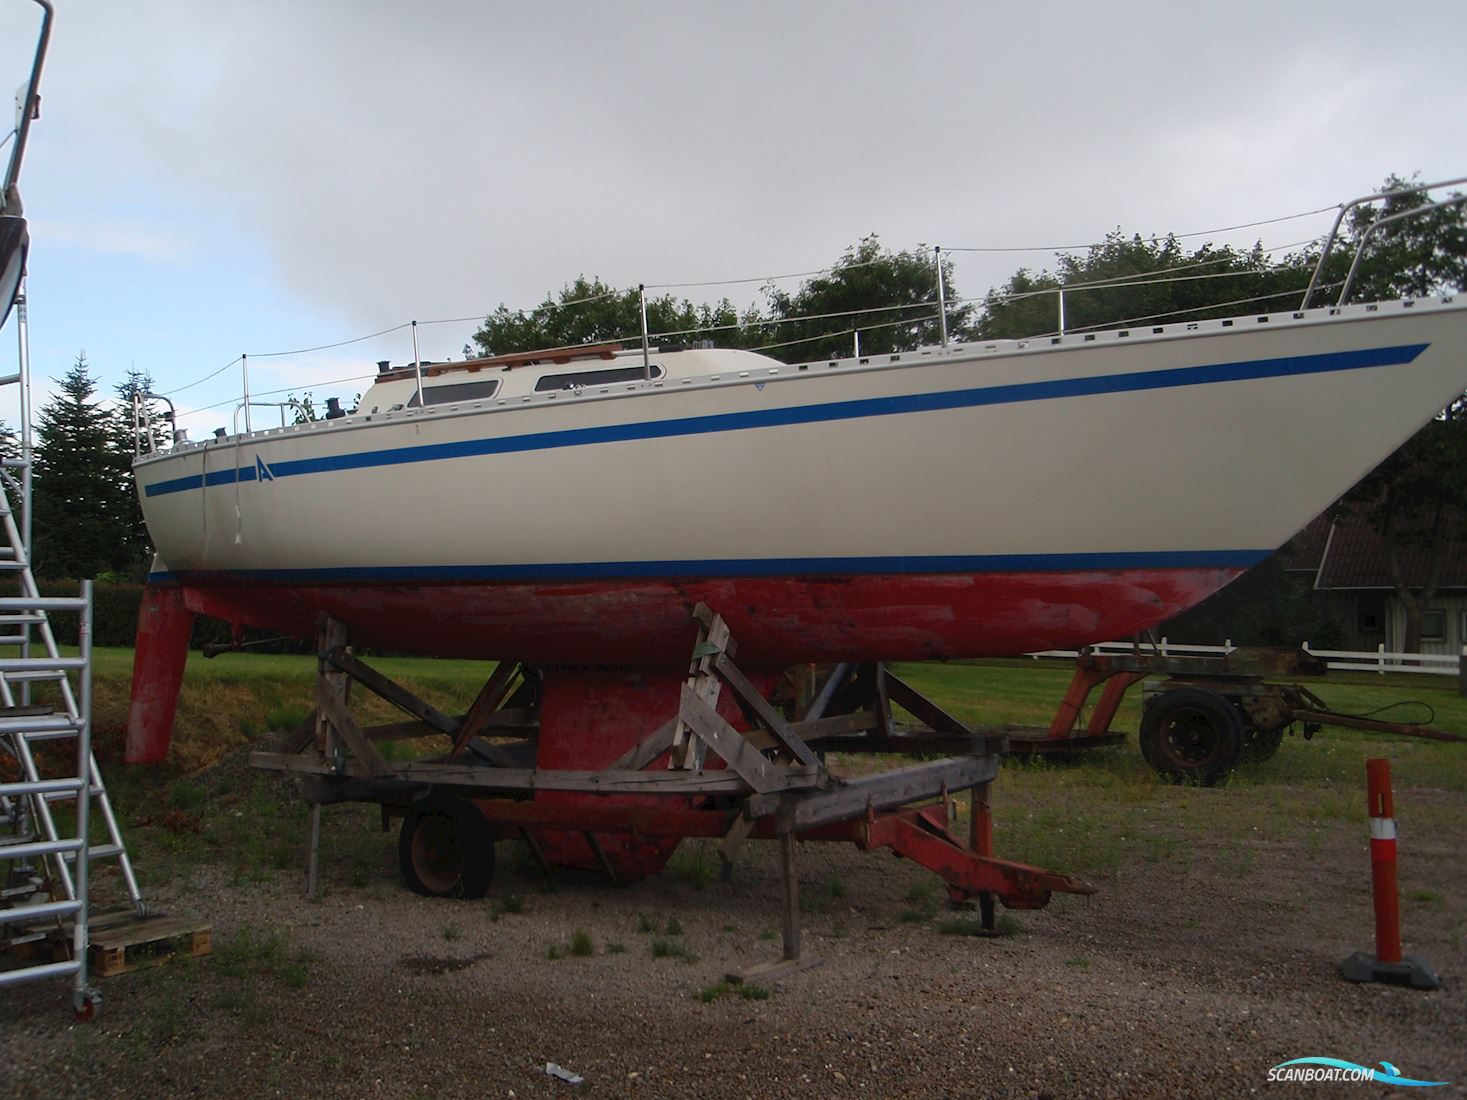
[{"left": 0, "top": 456, "right": 145, "bottom": 1018}]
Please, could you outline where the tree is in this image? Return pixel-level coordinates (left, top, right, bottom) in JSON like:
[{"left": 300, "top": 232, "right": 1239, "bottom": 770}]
[
  {"left": 1324, "top": 174, "right": 1467, "bottom": 304},
  {"left": 112, "top": 367, "right": 168, "bottom": 572},
  {"left": 32, "top": 354, "right": 138, "bottom": 578},
  {"left": 1335, "top": 400, "right": 1467, "bottom": 652},
  {"left": 760, "top": 236, "right": 966, "bottom": 363},
  {"left": 470, "top": 238, "right": 965, "bottom": 367},
  {"left": 471, "top": 277, "right": 743, "bottom": 358},
  {"left": 977, "top": 233, "right": 1308, "bottom": 341}
]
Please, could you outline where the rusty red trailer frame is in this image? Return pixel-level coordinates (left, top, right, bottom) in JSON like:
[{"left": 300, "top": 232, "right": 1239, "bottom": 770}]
[
  {"left": 251, "top": 608, "right": 1094, "bottom": 978},
  {"left": 1005, "top": 647, "right": 1465, "bottom": 785}
]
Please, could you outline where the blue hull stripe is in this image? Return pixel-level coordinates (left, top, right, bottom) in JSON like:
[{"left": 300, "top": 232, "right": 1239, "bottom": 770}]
[
  {"left": 144, "top": 342, "right": 1428, "bottom": 498},
  {"left": 149, "top": 548, "right": 1269, "bottom": 585}
]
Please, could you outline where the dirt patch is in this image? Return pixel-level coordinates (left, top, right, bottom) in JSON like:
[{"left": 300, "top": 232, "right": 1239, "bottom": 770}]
[
  {"left": 398, "top": 952, "right": 494, "bottom": 976},
  {"left": 2, "top": 771, "right": 1464, "bottom": 1098}
]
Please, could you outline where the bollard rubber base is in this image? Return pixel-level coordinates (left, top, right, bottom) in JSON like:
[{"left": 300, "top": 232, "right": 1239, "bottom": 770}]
[{"left": 1340, "top": 951, "right": 1440, "bottom": 990}]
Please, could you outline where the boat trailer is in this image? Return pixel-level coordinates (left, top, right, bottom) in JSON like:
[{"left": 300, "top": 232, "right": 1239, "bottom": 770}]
[
  {"left": 251, "top": 606, "right": 1094, "bottom": 980},
  {"left": 1006, "top": 647, "right": 1466, "bottom": 785}
]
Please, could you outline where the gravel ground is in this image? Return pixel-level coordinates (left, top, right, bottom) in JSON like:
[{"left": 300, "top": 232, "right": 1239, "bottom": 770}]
[{"left": 3, "top": 776, "right": 1464, "bottom": 1099}]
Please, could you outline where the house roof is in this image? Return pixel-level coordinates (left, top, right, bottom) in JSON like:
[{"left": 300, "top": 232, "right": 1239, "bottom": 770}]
[
  {"left": 1280, "top": 514, "right": 1332, "bottom": 573},
  {"left": 1312, "top": 509, "right": 1467, "bottom": 590}
]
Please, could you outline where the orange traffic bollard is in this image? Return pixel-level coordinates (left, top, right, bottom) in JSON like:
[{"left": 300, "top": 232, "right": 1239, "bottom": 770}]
[{"left": 1340, "top": 758, "right": 1439, "bottom": 990}]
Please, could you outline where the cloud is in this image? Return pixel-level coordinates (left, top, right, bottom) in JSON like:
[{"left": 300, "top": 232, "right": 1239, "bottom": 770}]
[
  {"left": 31, "top": 216, "right": 192, "bottom": 264},
  {"left": 6, "top": 0, "right": 1467, "bottom": 379}
]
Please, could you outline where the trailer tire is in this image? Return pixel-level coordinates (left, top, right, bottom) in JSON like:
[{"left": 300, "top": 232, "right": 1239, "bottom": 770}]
[
  {"left": 1139, "top": 687, "right": 1244, "bottom": 786},
  {"left": 1241, "top": 725, "right": 1285, "bottom": 763},
  {"left": 399, "top": 792, "right": 496, "bottom": 899}
]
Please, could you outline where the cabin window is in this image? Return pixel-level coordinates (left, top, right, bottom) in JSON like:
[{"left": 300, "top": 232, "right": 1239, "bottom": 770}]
[
  {"left": 533, "top": 365, "right": 664, "bottom": 392},
  {"left": 407, "top": 379, "right": 502, "bottom": 407},
  {"left": 1421, "top": 609, "right": 1446, "bottom": 641}
]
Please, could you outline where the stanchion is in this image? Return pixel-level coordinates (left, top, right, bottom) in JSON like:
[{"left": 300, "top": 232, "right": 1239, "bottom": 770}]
[{"left": 1340, "top": 758, "right": 1439, "bottom": 989}]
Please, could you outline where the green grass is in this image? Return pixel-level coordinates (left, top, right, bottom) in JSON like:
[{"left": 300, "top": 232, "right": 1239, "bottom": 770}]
[
  {"left": 699, "top": 980, "right": 772, "bottom": 1003},
  {"left": 651, "top": 939, "right": 699, "bottom": 963},
  {"left": 212, "top": 923, "right": 315, "bottom": 988},
  {"left": 71, "top": 649, "right": 1467, "bottom": 919}
]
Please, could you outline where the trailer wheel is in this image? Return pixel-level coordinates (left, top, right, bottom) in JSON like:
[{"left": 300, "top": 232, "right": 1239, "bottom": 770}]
[
  {"left": 399, "top": 792, "right": 496, "bottom": 899},
  {"left": 1241, "top": 725, "right": 1285, "bottom": 763},
  {"left": 1139, "top": 688, "right": 1244, "bottom": 786}
]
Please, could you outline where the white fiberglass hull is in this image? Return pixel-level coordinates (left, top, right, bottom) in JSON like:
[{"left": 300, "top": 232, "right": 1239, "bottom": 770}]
[{"left": 133, "top": 297, "right": 1467, "bottom": 663}]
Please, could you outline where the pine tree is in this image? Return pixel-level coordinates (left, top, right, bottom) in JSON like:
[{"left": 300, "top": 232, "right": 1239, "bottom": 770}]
[
  {"left": 112, "top": 367, "right": 167, "bottom": 571},
  {"left": 32, "top": 353, "right": 137, "bottom": 578}
]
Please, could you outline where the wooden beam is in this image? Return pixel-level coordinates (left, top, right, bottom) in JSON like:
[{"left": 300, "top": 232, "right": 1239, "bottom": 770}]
[
  {"left": 324, "top": 648, "right": 458, "bottom": 736},
  {"left": 313, "top": 678, "right": 396, "bottom": 778},
  {"left": 677, "top": 685, "right": 785, "bottom": 793},
  {"left": 605, "top": 717, "right": 676, "bottom": 772},
  {"left": 747, "top": 755, "right": 1001, "bottom": 832},
  {"left": 873, "top": 664, "right": 894, "bottom": 738},
  {"left": 720, "top": 812, "right": 756, "bottom": 864},
  {"left": 711, "top": 653, "right": 821, "bottom": 767},
  {"left": 815, "top": 730, "right": 998, "bottom": 756},
  {"left": 673, "top": 606, "right": 730, "bottom": 769},
  {"left": 452, "top": 661, "right": 523, "bottom": 755},
  {"left": 883, "top": 670, "right": 974, "bottom": 737},
  {"left": 283, "top": 708, "right": 319, "bottom": 754},
  {"left": 315, "top": 616, "right": 349, "bottom": 756}
]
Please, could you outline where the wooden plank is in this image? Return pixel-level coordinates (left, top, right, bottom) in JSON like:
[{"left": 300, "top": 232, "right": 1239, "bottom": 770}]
[
  {"left": 745, "top": 755, "right": 1001, "bottom": 831},
  {"left": 315, "top": 617, "right": 349, "bottom": 756},
  {"left": 324, "top": 648, "right": 458, "bottom": 736},
  {"left": 779, "top": 832, "right": 800, "bottom": 960},
  {"left": 883, "top": 670, "right": 974, "bottom": 737},
  {"left": 376, "top": 341, "right": 621, "bottom": 381},
  {"left": 677, "top": 685, "right": 785, "bottom": 793},
  {"left": 605, "top": 717, "right": 677, "bottom": 771},
  {"left": 873, "top": 664, "right": 894, "bottom": 738},
  {"left": 674, "top": 606, "right": 730, "bottom": 769},
  {"left": 305, "top": 804, "right": 321, "bottom": 900},
  {"left": 817, "top": 731, "right": 993, "bottom": 756},
  {"left": 583, "top": 832, "right": 617, "bottom": 885},
  {"left": 726, "top": 954, "right": 822, "bottom": 985},
  {"left": 252, "top": 751, "right": 824, "bottom": 794},
  {"left": 283, "top": 708, "right": 319, "bottom": 754},
  {"left": 452, "top": 661, "right": 523, "bottom": 755},
  {"left": 789, "top": 712, "right": 882, "bottom": 741},
  {"left": 314, "top": 679, "right": 396, "bottom": 778},
  {"left": 397, "top": 760, "right": 825, "bottom": 795},
  {"left": 720, "top": 812, "right": 756, "bottom": 863},
  {"left": 361, "top": 709, "right": 537, "bottom": 743},
  {"left": 712, "top": 653, "right": 821, "bottom": 767}
]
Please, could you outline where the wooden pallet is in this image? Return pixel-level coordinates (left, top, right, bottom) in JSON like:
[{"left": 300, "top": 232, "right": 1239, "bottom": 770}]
[{"left": 88, "top": 912, "right": 211, "bottom": 977}]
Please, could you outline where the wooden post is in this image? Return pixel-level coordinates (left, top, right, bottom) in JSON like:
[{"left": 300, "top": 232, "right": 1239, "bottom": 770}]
[
  {"left": 315, "top": 616, "right": 350, "bottom": 758},
  {"left": 305, "top": 803, "right": 322, "bottom": 900},
  {"left": 780, "top": 832, "right": 801, "bottom": 962},
  {"left": 726, "top": 829, "right": 820, "bottom": 985},
  {"left": 971, "top": 781, "right": 996, "bottom": 930},
  {"left": 1458, "top": 646, "right": 1466, "bottom": 698}
]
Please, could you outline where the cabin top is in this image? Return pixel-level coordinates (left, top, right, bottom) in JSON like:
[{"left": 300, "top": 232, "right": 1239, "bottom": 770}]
[{"left": 356, "top": 343, "right": 782, "bottom": 415}]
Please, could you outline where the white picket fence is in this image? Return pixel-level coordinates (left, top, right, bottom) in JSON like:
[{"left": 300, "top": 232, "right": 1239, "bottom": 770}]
[{"left": 1027, "top": 639, "right": 1467, "bottom": 677}]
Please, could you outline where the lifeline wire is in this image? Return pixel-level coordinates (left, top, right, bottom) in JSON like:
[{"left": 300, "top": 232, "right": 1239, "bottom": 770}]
[
  {"left": 941, "top": 204, "right": 1340, "bottom": 254},
  {"left": 161, "top": 357, "right": 240, "bottom": 397},
  {"left": 153, "top": 205, "right": 1342, "bottom": 401}
]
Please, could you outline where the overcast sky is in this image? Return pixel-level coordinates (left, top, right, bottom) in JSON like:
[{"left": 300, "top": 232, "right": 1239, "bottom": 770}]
[{"left": 2, "top": 0, "right": 1464, "bottom": 437}]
